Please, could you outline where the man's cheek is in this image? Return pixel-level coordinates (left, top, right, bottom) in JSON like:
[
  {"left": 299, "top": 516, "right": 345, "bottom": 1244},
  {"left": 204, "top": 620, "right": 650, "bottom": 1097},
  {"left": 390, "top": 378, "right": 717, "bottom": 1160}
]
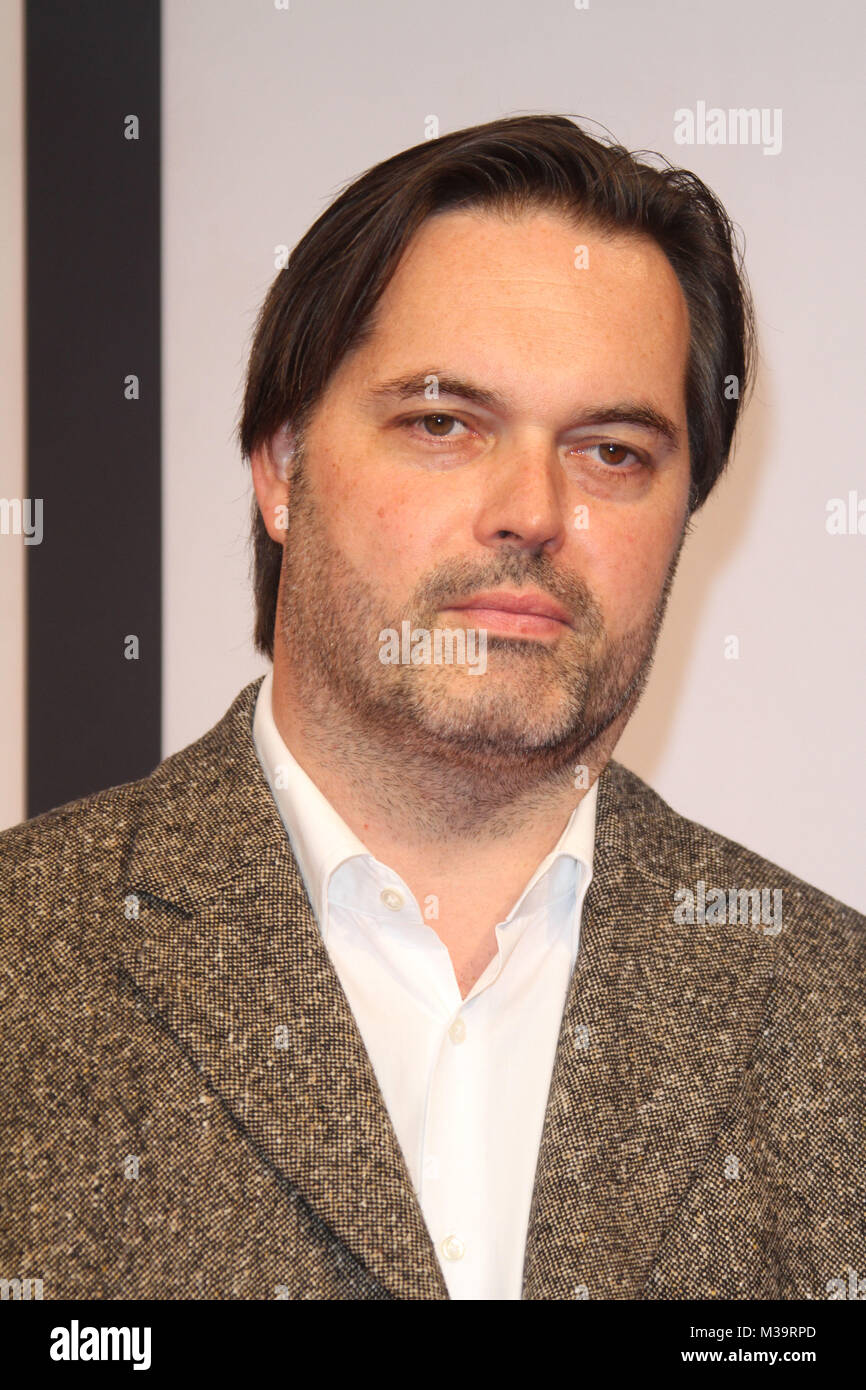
[
  {"left": 369, "top": 500, "right": 431, "bottom": 569},
  {"left": 590, "top": 551, "right": 663, "bottom": 631},
  {"left": 582, "top": 537, "right": 646, "bottom": 598}
]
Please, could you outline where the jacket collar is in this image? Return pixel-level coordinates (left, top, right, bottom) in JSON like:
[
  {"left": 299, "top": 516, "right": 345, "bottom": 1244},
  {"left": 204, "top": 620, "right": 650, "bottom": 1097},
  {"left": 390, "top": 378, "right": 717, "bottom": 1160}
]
[{"left": 120, "top": 677, "right": 775, "bottom": 1299}]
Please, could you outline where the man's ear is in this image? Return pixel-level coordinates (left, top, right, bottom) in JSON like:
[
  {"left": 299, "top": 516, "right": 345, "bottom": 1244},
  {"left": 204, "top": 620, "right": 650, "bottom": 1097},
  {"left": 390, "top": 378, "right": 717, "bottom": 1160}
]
[{"left": 250, "top": 421, "right": 296, "bottom": 544}]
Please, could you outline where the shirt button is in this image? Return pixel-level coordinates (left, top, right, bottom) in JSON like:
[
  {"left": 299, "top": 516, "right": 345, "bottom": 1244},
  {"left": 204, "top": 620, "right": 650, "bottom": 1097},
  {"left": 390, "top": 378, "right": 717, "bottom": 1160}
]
[
  {"left": 380, "top": 888, "right": 404, "bottom": 912},
  {"left": 441, "top": 1234, "right": 465, "bottom": 1261},
  {"left": 448, "top": 1017, "right": 466, "bottom": 1045}
]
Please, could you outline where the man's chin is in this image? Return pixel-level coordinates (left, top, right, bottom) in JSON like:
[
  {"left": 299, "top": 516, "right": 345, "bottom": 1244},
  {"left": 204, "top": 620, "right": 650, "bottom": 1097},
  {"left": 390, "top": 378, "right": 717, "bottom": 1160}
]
[{"left": 385, "top": 678, "right": 594, "bottom": 761}]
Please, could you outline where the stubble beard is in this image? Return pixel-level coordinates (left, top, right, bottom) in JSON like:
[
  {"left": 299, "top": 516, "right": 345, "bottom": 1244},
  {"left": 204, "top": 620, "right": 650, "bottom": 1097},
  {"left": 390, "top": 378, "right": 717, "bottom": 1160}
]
[{"left": 276, "top": 452, "right": 686, "bottom": 781}]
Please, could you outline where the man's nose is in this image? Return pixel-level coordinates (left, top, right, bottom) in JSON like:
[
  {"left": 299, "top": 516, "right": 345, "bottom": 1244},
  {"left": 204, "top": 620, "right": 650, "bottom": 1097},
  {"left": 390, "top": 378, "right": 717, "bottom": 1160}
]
[{"left": 472, "top": 435, "right": 568, "bottom": 554}]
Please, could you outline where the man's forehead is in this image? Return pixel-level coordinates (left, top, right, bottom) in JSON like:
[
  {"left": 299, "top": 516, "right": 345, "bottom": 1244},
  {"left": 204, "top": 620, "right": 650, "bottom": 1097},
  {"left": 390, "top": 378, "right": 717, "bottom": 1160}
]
[
  {"left": 337, "top": 210, "right": 689, "bottom": 411},
  {"left": 371, "top": 205, "right": 689, "bottom": 339}
]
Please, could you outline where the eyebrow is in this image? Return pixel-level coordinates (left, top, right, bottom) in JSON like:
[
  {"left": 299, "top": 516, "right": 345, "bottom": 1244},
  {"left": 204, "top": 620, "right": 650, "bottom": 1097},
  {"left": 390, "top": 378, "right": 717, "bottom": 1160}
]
[{"left": 363, "top": 370, "right": 682, "bottom": 450}]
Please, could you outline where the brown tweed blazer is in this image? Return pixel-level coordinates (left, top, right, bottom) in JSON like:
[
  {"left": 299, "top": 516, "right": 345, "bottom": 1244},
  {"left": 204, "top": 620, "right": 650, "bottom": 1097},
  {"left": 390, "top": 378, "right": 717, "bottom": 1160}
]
[{"left": 1, "top": 676, "right": 864, "bottom": 1300}]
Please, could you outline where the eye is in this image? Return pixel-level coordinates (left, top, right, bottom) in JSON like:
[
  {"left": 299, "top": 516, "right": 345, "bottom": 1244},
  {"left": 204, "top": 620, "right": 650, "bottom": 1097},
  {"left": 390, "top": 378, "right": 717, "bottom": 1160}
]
[
  {"left": 573, "top": 441, "right": 641, "bottom": 469},
  {"left": 408, "top": 412, "right": 470, "bottom": 439}
]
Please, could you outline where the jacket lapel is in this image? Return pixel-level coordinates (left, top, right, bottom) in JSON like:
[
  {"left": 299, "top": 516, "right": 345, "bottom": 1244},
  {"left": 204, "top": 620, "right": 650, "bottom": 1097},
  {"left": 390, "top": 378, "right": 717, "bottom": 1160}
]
[
  {"left": 119, "top": 677, "right": 448, "bottom": 1300},
  {"left": 521, "top": 765, "right": 776, "bottom": 1298}
]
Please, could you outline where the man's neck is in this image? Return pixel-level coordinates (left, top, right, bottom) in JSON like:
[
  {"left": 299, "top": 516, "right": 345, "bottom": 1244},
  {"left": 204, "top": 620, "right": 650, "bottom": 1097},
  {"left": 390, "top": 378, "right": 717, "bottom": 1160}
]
[{"left": 267, "top": 657, "right": 623, "bottom": 886}]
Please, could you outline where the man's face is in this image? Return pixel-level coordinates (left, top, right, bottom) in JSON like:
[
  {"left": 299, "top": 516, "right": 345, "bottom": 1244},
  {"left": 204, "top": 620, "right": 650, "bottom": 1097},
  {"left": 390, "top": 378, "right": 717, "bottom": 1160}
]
[{"left": 256, "top": 206, "right": 692, "bottom": 772}]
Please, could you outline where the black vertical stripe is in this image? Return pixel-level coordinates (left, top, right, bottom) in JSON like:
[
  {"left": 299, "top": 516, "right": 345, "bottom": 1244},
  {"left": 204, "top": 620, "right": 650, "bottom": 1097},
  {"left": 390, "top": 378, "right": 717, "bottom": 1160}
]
[{"left": 26, "top": 0, "right": 161, "bottom": 817}]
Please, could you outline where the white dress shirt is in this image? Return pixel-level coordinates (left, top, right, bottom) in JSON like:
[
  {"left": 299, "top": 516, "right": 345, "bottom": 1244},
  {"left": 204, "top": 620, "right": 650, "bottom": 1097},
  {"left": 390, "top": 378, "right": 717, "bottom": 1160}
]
[{"left": 252, "top": 669, "right": 598, "bottom": 1300}]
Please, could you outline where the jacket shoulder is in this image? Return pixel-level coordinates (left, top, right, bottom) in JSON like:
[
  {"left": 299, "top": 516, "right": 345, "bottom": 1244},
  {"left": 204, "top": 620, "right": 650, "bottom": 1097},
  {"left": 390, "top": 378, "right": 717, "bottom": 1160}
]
[
  {"left": 605, "top": 759, "right": 864, "bottom": 917},
  {"left": 0, "top": 776, "right": 145, "bottom": 915},
  {"left": 604, "top": 759, "right": 866, "bottom": 998},
  {"left": 0, "top": 687, "right": 252, "bottom": 933},
  {"left": 0, "top": 680, "right": 264, "bottom": 906}
]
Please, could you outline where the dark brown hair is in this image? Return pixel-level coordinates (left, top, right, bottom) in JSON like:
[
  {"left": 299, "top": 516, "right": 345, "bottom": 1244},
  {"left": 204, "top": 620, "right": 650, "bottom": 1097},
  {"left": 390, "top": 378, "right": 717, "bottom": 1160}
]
[{"left": 237, "top": 114, "right": 756, "bottom": 659}]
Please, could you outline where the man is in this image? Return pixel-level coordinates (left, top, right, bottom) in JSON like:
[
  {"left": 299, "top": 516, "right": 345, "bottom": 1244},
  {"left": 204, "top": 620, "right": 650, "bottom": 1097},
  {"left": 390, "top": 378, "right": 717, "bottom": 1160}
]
[{"left": 1, "top": 115, "right": 863, "bottom": 1302}]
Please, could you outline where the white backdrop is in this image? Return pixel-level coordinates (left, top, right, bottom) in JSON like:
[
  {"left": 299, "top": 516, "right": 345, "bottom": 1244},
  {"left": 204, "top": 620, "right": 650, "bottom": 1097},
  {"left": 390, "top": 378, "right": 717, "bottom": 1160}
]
[{"left": 164, "top": 0, "right": 862, "bottom": 912}]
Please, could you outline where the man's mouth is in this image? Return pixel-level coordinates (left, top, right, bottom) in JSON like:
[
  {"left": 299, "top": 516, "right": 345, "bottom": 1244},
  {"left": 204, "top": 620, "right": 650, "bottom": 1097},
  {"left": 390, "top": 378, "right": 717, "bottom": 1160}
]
[{"left": 440, "top": 590, "right": 573, "bottom": 639}]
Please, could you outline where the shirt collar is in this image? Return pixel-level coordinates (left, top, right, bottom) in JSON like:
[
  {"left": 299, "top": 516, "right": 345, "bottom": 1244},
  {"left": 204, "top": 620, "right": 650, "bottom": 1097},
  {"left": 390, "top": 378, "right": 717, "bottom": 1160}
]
[
  {"left": 253, "top": 669, "right": 369, "bottom": 926},
  {"left": 252, "top": 667, "right": 598, "bottom": 927}
]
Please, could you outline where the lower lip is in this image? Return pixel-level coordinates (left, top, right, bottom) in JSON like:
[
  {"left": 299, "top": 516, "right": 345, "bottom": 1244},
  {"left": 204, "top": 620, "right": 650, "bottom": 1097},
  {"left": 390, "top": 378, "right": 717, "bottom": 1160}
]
[{"left": 441, "top": 606, "right": 569, "bottom": 638}]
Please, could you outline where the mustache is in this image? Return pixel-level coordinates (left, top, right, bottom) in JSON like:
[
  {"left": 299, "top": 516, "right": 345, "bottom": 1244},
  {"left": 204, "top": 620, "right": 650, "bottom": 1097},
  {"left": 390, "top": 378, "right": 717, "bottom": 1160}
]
[{"left": 410, "top": 550, "right": 605, "bottom": 634}]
